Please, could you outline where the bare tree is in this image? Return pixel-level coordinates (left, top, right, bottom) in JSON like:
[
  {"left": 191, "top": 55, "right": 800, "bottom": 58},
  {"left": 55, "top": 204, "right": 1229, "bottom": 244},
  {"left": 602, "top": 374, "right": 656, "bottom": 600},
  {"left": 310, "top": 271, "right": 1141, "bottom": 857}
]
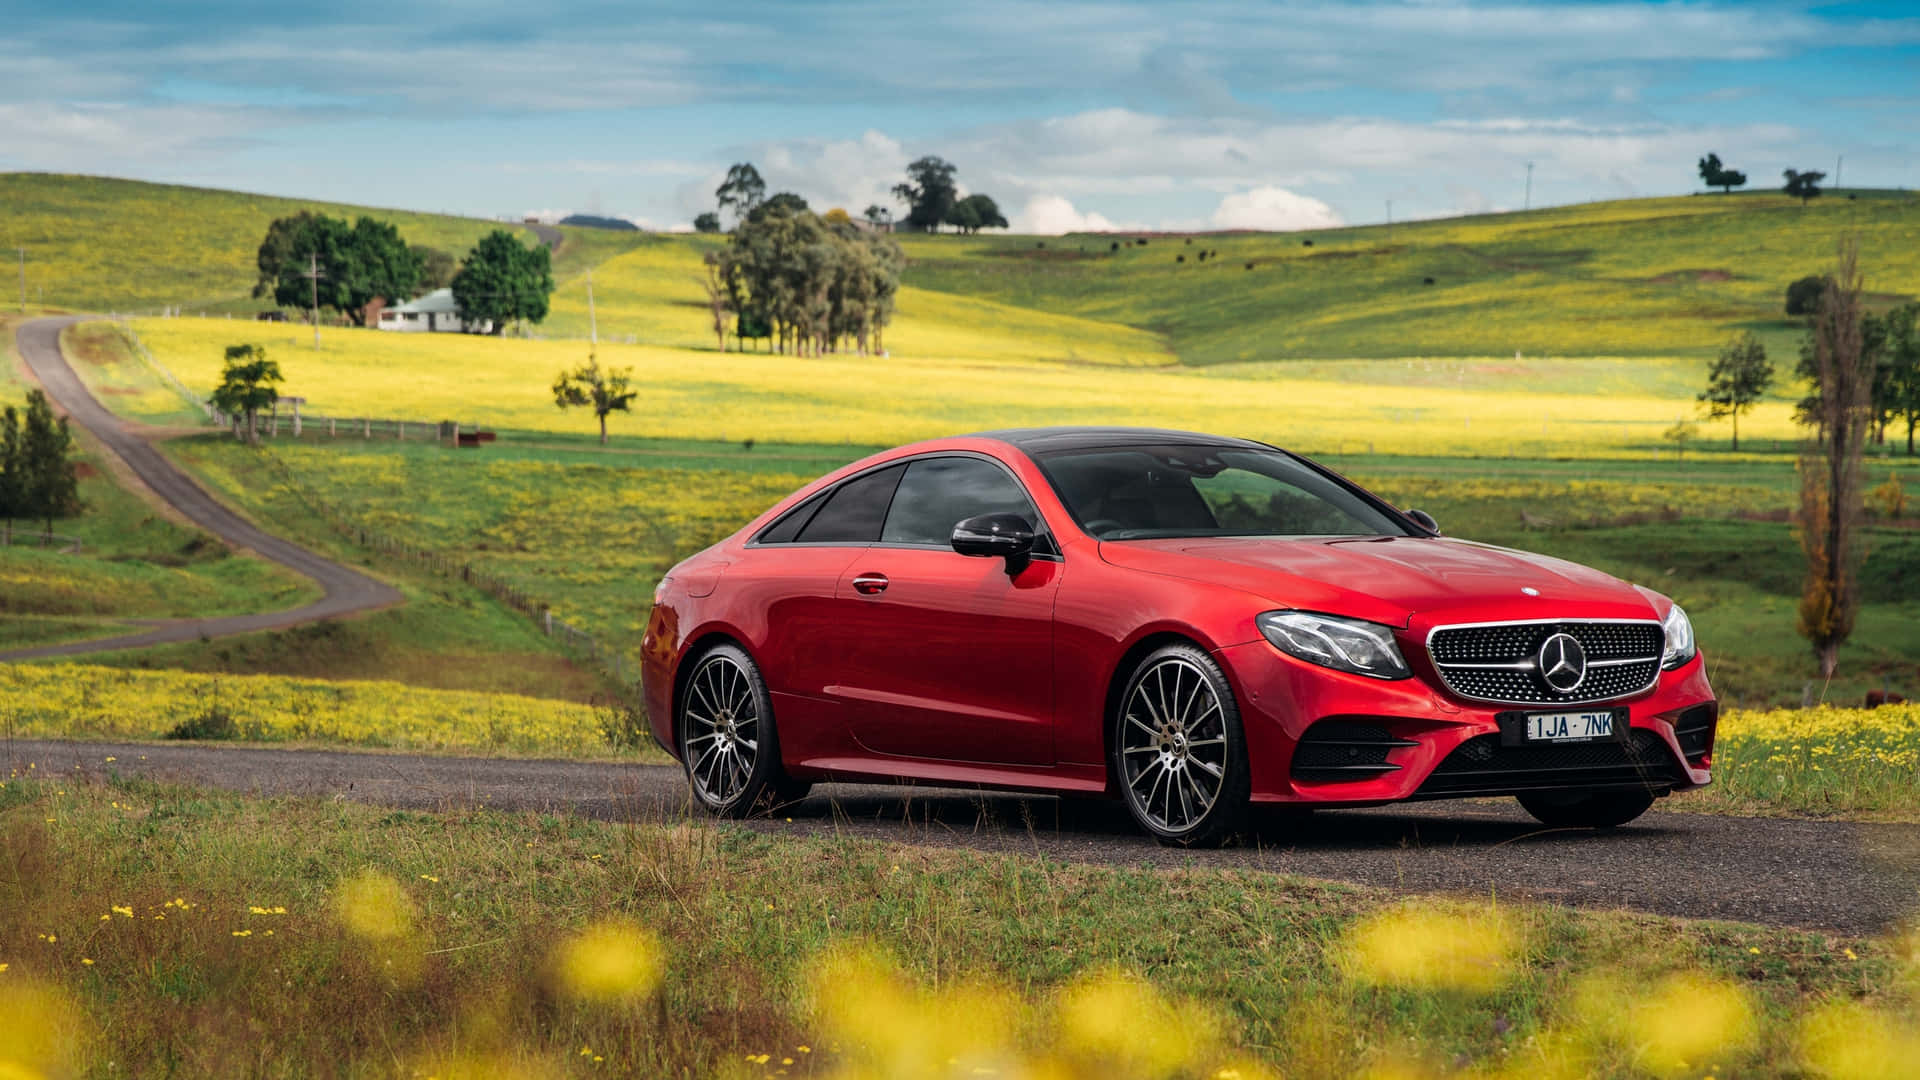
[{"left": 1797, "top": 236, "right": 1875, "bottom": 678}]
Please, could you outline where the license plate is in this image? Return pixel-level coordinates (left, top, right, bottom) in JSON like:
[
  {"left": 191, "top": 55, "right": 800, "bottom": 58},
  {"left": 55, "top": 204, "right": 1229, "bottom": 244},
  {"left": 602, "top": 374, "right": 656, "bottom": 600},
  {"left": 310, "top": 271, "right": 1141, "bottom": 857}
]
[{"left": 1524, "top": 710, "right": 1616, "bottom": 743}]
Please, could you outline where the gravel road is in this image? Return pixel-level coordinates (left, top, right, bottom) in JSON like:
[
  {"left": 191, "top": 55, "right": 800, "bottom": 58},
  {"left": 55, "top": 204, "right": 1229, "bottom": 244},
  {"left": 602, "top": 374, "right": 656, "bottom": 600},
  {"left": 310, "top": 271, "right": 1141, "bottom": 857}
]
[
  {"left": 14, "top": 738, "right": 1917, "bottom": 935},
  {"left": 3, "top": 316, "right": 402, "bottom": 660}
]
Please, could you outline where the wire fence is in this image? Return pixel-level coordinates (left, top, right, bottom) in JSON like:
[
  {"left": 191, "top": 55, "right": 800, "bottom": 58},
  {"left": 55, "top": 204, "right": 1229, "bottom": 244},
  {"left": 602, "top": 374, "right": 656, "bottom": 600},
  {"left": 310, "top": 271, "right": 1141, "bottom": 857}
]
[
  {"left": 253, "top": 450, "right": 639, "bottom": 693},
  {"left": 0, "top": 528, "right": 82, "bottom": 554}
]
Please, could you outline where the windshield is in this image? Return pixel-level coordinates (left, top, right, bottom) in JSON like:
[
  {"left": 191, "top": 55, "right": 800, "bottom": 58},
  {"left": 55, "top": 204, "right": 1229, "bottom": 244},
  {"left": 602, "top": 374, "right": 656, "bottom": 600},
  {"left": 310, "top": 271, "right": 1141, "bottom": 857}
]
[{"left": 1034, "top": 444, "right": 1413, "bottom": 541}]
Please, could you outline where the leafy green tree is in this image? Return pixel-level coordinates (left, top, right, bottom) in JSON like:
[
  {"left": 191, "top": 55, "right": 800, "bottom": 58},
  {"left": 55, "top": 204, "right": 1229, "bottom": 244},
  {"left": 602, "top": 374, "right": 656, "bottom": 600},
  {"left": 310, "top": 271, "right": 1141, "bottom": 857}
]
[
  {"left": 19, "top": 388, "right": 80, "bottom": 538},
  {"left": 1884, "top": 304, "right": 1920, "bottom": 455},
  {"left": 210, "top": 344, "right": 283, "bottom": 444},
  {"left": 892, "top": 156, "right": 959, "bottom": 232},
  {"left": 1697, "top": 331, "right": 1772, "bottom": 450},
  {"left": 552, "top": 358, "right": 638, "bottom": 445},
  {"left": 693, "top": 212, "right": 722, "bottom": 234},
  {"left": 1696, "top": 152, "right": 1747, "bottom": 193},
  {"left": 254, "top": 213, "right": 423, "bottom": 325},
  {"left": 716, "top": 163, "right": 767, "bottom": 224},
  {"left": 747, "top": 192, "right": 810, "bottom": 224},
  {"left": 451, "top": 230, "right": 555, "bottom": 335},
  {"left": 0, "top": 404, "right": 21, "bottom": 544},
  {"left": 717, "top": 205, "right": 904, "bottom": 357},
  {"left": 343, "top": 217, "right": 424, "bottom": 322},
  {"left": 411, "top": 245, "right": 458, "bottom": 292},
  {"left": 1786, "top": 274, "right": 1829, "bottom": 317},
  {"left": 945, "top": 193, "right": 1009, "bottom": 234},
  {"left": 697, "top": 252, "right": 733, "bottom": 352},
  {"left": 1783, "top": 169, "right": 1825, "bottom": 205}
]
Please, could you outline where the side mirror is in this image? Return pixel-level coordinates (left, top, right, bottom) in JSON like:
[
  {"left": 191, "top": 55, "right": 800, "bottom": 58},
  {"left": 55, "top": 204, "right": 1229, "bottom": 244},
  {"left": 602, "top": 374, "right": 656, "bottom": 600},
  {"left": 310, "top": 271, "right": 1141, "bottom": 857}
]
[
  {"left": 1406, "top": 508, "right": 1440, "bottom": 534},
  {"left": 951, "top": 513, "right": 1036, "bottom": 572}
]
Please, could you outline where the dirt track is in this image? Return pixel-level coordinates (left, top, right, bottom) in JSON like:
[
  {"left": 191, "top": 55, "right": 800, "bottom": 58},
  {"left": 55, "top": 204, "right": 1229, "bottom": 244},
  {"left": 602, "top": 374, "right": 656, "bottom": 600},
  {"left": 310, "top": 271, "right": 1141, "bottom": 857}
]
[
  {"left": 2, "top": 316, "right": 402, "bottom": 660},
  {"left": 14, "top": 737, "right": 1919, "bottom": 936}
]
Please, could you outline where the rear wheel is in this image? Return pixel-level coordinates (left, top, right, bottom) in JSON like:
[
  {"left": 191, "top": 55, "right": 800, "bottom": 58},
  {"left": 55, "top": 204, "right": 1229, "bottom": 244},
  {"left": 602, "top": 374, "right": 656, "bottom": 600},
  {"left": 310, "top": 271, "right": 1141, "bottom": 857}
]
[
  {"left": 1111, "top": 643, "right": 1250, "bottom": 847},
  {"left": 677, "top": 644, "right": 809, "bottom": 816},
  {"left": 1516, "top": 788, "right": 1655, "bottom": 828}
]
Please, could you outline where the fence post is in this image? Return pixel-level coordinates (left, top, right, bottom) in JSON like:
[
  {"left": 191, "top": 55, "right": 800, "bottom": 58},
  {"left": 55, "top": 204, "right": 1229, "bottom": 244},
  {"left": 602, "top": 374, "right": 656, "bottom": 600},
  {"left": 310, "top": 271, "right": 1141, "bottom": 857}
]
[
  {"left": 329, "top": 418, "right": 336, "bottom": 438},
  {"left": 398, "top": 421, "right": 405, "bottom": 441}
]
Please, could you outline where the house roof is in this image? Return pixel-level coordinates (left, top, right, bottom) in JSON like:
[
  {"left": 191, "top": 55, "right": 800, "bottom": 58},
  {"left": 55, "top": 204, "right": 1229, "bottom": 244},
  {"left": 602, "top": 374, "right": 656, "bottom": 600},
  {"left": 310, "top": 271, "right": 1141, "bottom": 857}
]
[{"left": 387, "top": 288, "right": 460, "bottom": 315}]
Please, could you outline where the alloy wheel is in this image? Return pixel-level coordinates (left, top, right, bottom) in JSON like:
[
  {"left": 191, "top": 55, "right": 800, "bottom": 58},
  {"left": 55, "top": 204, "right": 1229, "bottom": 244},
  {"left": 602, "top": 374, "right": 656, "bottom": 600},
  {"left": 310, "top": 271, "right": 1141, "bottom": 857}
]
[
  {"left": 682, "top": 652, "right": 761, "bottom": 806},
  {"left": 1119, "top": 656, "right": 1230, "bottom": 834}
]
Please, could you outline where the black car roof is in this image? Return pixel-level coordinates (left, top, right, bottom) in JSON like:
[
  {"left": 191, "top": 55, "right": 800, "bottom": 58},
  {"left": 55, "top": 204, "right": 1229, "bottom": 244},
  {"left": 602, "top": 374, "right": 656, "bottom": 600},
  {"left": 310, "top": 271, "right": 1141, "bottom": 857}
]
[{"left": 965, "top": 426, "right": 1272, "bottom": 454}]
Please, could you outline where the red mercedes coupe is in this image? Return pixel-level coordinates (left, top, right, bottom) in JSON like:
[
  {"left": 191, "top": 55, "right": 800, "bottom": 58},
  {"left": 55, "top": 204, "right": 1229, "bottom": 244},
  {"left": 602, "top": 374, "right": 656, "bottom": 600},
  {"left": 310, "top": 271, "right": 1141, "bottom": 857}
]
[{"left": 641, "top": 428, "right": 1716, "bottom": 845}]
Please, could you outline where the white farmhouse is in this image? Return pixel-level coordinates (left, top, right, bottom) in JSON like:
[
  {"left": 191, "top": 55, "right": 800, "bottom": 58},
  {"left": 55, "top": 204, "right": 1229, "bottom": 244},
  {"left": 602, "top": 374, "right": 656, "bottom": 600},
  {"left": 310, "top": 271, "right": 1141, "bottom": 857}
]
[{"left": 376, "top": 289, "right": 493, "bottom": 334}]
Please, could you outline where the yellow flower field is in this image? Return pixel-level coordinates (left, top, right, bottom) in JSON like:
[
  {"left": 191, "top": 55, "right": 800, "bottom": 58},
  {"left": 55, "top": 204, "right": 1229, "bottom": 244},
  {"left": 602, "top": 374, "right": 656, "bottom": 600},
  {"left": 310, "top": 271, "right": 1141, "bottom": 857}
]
[
  {"left": 129, "top": 316, "right": 1799, "bottom": 456},
  {"left": 0, "top": 663, "right": 649, "bottom": 757},
  {"left": 1704, "top": 703, "right": 1920, "bottom": 816}
]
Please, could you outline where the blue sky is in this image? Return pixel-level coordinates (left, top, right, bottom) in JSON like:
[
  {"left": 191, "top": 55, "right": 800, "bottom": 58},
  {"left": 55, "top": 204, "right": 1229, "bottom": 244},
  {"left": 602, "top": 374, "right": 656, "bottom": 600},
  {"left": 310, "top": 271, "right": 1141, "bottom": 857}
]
[{"left": 4, "top": 1, "right": 1917, "bottom": 231}]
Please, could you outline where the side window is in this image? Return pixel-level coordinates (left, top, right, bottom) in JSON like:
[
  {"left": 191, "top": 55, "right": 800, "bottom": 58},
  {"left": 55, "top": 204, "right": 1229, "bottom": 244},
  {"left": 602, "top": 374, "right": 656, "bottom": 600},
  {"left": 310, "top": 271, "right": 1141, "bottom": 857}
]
[
  {"left": 794, "top": 464, "right": 905, "bottom": 543},
  {"left": 881, "top": 457, "right": 1040, "bottom": 546},
  {"left": 753, "top": 491, "right": 826, "bottom": 544}
]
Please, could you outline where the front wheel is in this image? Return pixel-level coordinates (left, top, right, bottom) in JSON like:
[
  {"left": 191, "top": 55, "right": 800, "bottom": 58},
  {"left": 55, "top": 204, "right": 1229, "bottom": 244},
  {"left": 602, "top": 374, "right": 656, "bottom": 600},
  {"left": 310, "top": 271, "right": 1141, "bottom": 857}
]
[
  {"left": 677, "top": 644, "right": 806, "bottom": 816},
  {"left": 1516, "top": 788, "right": 1655, "bottom": 828},
  {"left": 1111, "top": 643, "right": 1251, "bottom": 847}
]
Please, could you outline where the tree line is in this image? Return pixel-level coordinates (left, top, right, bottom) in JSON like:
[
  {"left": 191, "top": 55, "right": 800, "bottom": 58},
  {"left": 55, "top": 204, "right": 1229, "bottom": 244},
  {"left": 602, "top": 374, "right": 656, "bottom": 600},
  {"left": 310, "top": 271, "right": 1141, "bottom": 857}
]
[
  {"left": 694, "top": 156, "right": 1007, "bottom": 236},
  {"left": 1695, "top": 151, "right": 1833, "bottom": 205},
  {"left": 254, "top": 214, "right": 554, "bottom": 335},
  {"left": 0, "top": 389, "right": 82, "bottom": 542},
  {"left": 703, "top": 201, "right": 907, "bottom": 357}
]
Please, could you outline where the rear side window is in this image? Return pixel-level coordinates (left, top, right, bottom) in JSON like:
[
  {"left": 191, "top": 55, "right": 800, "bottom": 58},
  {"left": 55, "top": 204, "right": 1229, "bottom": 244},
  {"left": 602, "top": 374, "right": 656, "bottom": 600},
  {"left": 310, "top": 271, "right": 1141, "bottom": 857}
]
[
  {"left": 753, "top": 491, "right": 825, "bottom": 544},
  {"left": 882, "top": 457, "right": 1040, "bottom": 546},
  {"left": 794, "top": 464, "right": 906, "bottom": 543}
]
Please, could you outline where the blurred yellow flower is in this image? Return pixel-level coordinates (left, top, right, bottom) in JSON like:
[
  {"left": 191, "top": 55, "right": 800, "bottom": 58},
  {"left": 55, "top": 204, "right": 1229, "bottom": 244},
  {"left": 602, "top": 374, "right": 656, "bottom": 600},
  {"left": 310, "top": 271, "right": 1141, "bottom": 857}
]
[
  {"left": 1055, "top": 968, "right": 1218, "bottom": 1075},
  {"left": 0, "top": 978, "right": 85, "bottom": 1078},
  {"left": 553, "top": 920, "right": 663, "bottom": 1005},
  {"left": 1800, "top": 1000, "right": 1920, "bottom": 1080},
  {"left": 332, "top": 870, "right": 415, "bottom": 942},
  {"left": 1341, "top": 902, "right": 1519, "bottom": 992},
  {"left": 1630, "top": 972, "right": 1754, "bottom": 1077}
]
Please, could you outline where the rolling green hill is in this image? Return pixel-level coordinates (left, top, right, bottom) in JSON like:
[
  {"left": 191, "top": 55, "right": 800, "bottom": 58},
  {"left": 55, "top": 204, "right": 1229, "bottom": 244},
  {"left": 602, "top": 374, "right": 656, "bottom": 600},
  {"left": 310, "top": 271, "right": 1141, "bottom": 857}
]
[{"left": 0, "top": 173, "right": 644, "bottom": 314}]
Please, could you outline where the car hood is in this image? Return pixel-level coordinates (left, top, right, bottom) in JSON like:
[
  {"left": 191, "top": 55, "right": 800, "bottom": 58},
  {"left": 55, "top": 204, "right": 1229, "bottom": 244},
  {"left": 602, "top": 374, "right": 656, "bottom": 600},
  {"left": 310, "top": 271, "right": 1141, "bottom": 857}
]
[{"left": 1098, "top": 535, "right": 1658, "bottom": 626}]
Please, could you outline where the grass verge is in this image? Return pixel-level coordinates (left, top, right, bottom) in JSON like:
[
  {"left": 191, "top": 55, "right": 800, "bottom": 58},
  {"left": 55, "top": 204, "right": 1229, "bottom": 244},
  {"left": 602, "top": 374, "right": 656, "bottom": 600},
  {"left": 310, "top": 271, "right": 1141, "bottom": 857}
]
[{"left": 0, "top": 776, "right": 1913, "bottom": 1078}]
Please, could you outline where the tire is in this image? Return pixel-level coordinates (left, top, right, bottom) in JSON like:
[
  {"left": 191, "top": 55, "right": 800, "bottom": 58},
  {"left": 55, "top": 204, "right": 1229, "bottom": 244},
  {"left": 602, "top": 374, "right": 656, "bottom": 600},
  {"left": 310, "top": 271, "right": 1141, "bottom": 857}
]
[
  {"left": 1110, "top": 642, "right": 1251, "bottom": 847},
  {"left": 676, "top": 643, "right": 806, "bottom": 816},
  {"left": 1515, "top": 787, "right": 1655, "bottom": 829}
]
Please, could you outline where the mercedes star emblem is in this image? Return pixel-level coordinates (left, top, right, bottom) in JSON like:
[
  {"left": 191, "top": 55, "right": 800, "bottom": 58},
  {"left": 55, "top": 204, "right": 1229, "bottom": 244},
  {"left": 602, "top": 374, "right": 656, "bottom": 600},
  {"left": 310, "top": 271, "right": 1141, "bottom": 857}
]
[{"left": 1537, "top": 632, "right": 1588, "bottom": 693}]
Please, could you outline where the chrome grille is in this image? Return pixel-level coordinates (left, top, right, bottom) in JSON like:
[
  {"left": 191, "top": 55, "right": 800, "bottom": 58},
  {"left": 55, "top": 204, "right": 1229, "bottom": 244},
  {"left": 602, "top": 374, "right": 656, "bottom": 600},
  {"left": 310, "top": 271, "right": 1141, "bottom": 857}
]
[{"left": 1426, "top": 620, "right": 1663, "bottom": 705}]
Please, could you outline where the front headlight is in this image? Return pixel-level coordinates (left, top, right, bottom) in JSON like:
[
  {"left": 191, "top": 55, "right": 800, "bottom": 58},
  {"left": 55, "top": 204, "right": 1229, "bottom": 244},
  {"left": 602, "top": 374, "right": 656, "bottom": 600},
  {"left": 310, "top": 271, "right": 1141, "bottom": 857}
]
[
  {"left": 1258, "top": 611, "right": 1411, "bottom": 680},
  {"left": 1661, "top": 603, "right": 1696, "bottom": 670}
]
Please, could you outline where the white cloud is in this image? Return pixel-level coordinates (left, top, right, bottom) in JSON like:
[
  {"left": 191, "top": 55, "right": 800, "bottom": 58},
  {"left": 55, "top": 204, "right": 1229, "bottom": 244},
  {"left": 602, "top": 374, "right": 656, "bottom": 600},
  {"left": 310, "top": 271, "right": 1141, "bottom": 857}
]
[
  {"left": 1208, "top": 186, "right": 1343, "bottom": 231},
  {"left": 1013, "top": 194, "right": 1123, "bottom": 235}
]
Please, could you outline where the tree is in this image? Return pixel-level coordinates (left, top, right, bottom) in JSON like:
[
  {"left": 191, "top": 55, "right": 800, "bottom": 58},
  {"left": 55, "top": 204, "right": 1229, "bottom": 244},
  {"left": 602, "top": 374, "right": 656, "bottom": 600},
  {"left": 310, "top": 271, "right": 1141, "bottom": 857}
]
[
  {"left": 716, "top": 163, "right": 767, "bottom": 224},
  {"left": 862, "top": 205, "right": 892, "bottom": 230},
  {"left": 1786, "top": 274, "right": 1829, "bottom": 317},
  {"left": 1797, "top": 237, "right": 1875, "bottom": 678},
  {"left": 0, "top": 404, "right": 21, "bottom": 544},
  {"left": 253, "top": 212, "right": 423, "bottom": 325},
  {"left": 1696, "top": 152, "right": 1747, "bottom": 194},
  {"left": 451, "top": 230, "right": 554, "bottom": 335},
  {"left": 411, "top": 245, "right": 458, "bottom": 292},
  {"left": 693, "top": 212, "right": 722, "bottom": 234},
  {"left": 552, "top": 358, "right": 637, "bottom": 445},
  {"left": 1698, "top": 331, "right": 1773, "bottom": 450},
  {"left": 945, "top": 193, "right": 1009, "bottom": 234},
  {"left": 892, "top": 156, "right": 959, "bottom": 232},
  {"left": 19, "top": 389, "right": 80, "bottom": 538},
  {"left": 747, "top": 192, "right": 810, "bottom": 224},
  {"left": 209, "top": 344, "right": 283, "bottom": 444},
  {"left": 697, "top": 252, "right": 733, "bottom": 352},
  {"left": 717, "top": 206, "right": 904, "bottom": 358},
  {"left": 1784, "top": 169, "right": 1825, "bottom": 206},
  {"left": 1884, "top": 303, "right": 1920, "bottom": 455}
]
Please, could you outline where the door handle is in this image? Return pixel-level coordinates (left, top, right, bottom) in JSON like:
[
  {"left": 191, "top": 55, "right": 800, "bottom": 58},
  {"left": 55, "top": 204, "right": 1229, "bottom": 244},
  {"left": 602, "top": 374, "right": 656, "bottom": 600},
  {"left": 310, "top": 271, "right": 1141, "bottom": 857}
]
[{"left": 851, "top": 572, "right": 889, "bottom": 595}]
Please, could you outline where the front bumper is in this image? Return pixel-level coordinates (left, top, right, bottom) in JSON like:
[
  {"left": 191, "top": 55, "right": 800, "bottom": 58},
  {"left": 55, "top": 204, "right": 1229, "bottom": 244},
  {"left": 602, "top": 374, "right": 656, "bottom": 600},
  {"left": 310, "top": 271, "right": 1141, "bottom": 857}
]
[{"left": 1216, "top": 640, "right": 1716, "bottom": 806}]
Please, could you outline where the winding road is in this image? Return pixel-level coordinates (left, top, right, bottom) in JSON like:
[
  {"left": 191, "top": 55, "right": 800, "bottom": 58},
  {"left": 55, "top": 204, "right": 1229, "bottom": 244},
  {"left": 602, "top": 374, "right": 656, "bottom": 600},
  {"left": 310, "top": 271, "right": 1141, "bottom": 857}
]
[
  {"left": 12, "top": 737, "right": 1920, "bottom": 935},
  {"left": 2, "top": 316, "right": 402, "bottom": 660}
]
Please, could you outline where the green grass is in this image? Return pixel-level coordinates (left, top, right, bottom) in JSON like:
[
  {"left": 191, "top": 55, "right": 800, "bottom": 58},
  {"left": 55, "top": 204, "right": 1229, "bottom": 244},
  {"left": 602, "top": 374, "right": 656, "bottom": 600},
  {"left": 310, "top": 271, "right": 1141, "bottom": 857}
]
[
  {"left": 0, "top": 776, "right": 1906, "bottom": 1078},
  {"left": 894, "top": 191, "right": 1920, "bottom": 366},
  {"left": 0, "top": 173, "right": 645, "bottom": 314},
  {"left": 57, "top": 319, "right": 211, "bottom": 428}
]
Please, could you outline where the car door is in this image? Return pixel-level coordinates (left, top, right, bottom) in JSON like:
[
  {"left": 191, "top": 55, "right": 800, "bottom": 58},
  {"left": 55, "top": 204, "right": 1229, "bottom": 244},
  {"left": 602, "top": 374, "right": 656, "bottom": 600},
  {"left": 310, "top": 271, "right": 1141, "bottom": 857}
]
[{"left": 833, "top": 455, "right": 1062, "bottom": 766}]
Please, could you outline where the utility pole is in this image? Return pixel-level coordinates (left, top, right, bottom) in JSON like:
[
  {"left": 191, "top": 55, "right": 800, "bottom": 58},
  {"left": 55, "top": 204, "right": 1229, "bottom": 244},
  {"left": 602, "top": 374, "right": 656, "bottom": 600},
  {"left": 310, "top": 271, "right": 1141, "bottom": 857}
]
[
  {"left": 1835, "top": 153, "right": 1844, "bottom": 193},
  {"left": 587, "top": 267, "right": 598, "bottom": 347},
  {"left": 1524, "top": 162, "right": 1534, "bottom": 211},
  {"left": 302, "top": 253, "right": 325, "bottom": 349}
]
